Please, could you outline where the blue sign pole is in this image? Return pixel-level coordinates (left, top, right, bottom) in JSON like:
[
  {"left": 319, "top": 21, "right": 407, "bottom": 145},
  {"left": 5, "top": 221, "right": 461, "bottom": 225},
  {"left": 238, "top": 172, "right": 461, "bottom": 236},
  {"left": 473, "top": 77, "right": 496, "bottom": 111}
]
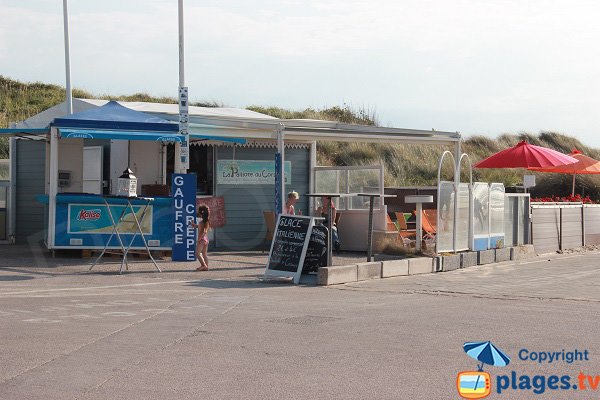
[
  {"left": 275, "top": 153, "right": 282, "bottom": 215},
  {"left": 172, "top": 173, "right": 197, "bottom": 261}
]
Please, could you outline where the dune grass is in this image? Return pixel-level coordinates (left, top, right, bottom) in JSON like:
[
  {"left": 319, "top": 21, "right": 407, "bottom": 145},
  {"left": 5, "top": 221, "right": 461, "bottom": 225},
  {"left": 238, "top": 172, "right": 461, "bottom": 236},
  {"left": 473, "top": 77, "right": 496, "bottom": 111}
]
[{"left": 2, "top": 76, "right": 600, "bottom": 198}]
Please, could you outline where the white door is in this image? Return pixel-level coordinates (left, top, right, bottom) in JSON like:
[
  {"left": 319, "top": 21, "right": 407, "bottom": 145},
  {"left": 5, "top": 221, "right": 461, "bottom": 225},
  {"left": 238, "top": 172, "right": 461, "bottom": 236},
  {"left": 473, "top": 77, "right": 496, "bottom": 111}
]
[{"left": 83, "top": 146, "right": 103, "bottom": 194}]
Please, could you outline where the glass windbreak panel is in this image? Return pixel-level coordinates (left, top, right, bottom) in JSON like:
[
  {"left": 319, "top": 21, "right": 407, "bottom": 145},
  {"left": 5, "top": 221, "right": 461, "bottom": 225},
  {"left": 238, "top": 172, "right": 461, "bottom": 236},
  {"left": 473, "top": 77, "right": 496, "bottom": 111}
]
[
  {"left": 473, "top": 183, "right": 489, "bottom": 236},
  {"left": 504, "top": 197, "right": 516, "bottom": 247},
  {"left": 315, "top": 167, "right": 382, "bottom": 210},
  {"left": 0, "top": 160, "right": 8, "bottom": 181},
  {"left": 455, "top": 183, "right": 470, "bottom": 251},
  {"left": 314, "top": 170, "right": 342, "bottom": 209},
  {"left": 490, "top": 184, "right": 505, "bottom": 233},
  {"left": 437, "top": 181, "right": 455, "bottom": 252},
  {"left": 348, "top": 168, "right": 381, "bottom": 210},
  {"left": 517, "top": 196, "right": 528, "bottom": 245}
]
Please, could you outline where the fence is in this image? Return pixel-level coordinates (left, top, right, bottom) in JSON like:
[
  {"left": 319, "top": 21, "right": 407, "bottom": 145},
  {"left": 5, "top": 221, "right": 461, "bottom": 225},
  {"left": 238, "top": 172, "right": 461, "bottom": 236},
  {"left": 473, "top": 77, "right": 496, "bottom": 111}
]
[{"left": 531, "top": 203, "right": 600, "bottom": 253}]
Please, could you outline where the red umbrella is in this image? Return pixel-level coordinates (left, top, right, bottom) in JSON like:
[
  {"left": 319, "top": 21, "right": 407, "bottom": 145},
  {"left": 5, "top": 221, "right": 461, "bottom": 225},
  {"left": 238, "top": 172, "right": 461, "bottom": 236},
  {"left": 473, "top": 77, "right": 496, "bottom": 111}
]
[
  {"left": 529, "top": 148, "right": 600, "bottom": 196},
  {"left": 474, "top": 140, "right": 577, "bottom": 169}
]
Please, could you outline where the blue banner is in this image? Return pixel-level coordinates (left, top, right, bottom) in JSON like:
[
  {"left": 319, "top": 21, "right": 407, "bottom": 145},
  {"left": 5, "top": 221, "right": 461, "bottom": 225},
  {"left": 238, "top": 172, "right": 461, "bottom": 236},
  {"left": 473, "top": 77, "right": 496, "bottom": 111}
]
[
  {"left": 275, "top": 153, "right": 282, "bottom": 215},
  {"left": 172, "top": 173, "right": 197, "bottom": 261}
]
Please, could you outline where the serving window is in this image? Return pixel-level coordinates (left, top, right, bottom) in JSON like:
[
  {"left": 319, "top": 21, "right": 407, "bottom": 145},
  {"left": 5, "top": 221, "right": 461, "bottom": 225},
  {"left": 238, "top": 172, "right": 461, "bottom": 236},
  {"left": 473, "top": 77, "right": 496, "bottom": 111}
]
[{"left": 166, "top": 144, "right": 214, "bottom": 196}]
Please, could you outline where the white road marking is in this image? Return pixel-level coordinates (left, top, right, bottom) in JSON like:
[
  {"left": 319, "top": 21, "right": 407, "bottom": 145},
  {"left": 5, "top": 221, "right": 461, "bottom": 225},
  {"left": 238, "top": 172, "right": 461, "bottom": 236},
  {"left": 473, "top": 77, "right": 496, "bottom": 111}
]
[
  {"left": 101, "top": 312, "right": 137, "bottom": 317},
  {"left": 0, "top": 280, "right": 200, "bottom": 296},
  {"left": 23, "top": 318, "right": 62, "bottom": 324}
]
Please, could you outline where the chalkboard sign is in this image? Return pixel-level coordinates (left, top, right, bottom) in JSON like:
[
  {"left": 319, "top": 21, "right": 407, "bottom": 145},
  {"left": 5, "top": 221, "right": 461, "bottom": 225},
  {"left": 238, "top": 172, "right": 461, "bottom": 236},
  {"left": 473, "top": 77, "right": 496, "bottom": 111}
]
[
  {"left": 264, "top": 215, "right": 314, "bottom": 284},
  {"left": 302, "top": 224, "right": 328, "bottom": 273}
]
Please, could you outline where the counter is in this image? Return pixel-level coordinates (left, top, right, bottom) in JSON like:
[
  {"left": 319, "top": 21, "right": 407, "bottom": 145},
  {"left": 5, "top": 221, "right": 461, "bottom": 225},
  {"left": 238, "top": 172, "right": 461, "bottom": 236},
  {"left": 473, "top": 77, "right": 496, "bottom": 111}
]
[{"left": 37, "top": 193, "right": 172, "bottom": 250}]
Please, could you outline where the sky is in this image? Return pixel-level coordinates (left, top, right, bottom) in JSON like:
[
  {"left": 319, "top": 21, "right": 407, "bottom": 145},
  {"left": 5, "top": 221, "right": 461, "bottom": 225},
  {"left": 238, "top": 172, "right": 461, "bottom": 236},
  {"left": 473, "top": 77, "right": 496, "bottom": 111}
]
[{"left": 2, "top": 0, "right": 600, "bottom": 145}]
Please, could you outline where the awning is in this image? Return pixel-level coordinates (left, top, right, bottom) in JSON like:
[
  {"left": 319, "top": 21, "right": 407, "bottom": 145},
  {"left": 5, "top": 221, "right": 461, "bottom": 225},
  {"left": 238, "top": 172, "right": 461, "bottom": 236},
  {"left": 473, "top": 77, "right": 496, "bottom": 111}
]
[
  {"left": 0, "top": 128, "right": 49, "bottom": 137},
  {"left": 53, "top": 101, "right": 179, "bottom": 132},
  {"left": 58, "top": 128, "right": 246, "bottom": 144}
]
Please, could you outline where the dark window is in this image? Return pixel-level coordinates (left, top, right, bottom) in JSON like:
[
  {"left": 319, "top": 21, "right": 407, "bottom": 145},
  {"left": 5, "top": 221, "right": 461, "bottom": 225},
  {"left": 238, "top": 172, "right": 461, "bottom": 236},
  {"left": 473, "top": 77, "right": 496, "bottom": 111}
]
[{"left": 166, "top": 144, "right": 213, "bottom": 195}]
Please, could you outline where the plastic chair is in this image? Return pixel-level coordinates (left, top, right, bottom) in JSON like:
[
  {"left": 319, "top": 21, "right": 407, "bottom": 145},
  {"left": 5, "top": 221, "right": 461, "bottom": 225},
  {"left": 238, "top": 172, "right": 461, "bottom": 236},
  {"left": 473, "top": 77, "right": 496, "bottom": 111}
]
[
  {"left": 263, "top": 210, "right": 276, "bottom": 252},
  {"left": 394, "top": 212, "right": 417, "bottom": 238},
  {"left": 420, "top": 210, "right": 437, "bottom": 250}
]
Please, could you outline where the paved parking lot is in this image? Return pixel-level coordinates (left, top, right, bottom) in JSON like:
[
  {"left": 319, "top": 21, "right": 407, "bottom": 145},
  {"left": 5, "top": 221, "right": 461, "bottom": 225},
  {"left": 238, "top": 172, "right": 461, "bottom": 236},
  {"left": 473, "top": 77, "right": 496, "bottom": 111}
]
[{"left": 0, "top": 247, "right": 599, "bottom": 399}]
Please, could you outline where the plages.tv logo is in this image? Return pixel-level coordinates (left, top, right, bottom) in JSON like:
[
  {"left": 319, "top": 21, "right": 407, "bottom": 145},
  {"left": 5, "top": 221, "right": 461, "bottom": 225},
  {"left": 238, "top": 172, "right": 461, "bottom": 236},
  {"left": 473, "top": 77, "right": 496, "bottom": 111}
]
[{"left": 457, "top": 341, "right": 511, "bottom": 399}]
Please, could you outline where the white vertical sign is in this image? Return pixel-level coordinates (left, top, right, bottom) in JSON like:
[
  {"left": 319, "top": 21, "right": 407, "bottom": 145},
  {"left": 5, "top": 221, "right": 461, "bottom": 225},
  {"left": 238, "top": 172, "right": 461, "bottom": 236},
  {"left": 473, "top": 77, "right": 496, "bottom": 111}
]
[{"left": 179, "top": 86, "right": 190, "bottom": 171}]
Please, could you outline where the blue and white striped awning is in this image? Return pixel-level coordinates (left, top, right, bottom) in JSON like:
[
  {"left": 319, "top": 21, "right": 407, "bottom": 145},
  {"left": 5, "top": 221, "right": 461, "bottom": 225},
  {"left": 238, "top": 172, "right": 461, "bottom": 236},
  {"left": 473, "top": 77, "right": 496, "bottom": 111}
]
[{"left": 58, "top": 128, "right": 246, "bottom": 144}]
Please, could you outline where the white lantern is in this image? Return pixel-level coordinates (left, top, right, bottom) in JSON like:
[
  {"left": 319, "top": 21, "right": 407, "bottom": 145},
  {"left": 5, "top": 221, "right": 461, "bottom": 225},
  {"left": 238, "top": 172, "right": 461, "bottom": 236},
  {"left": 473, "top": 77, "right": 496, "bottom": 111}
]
[{"left": 116, "top": 168, "right": 137, "bottom": 197}]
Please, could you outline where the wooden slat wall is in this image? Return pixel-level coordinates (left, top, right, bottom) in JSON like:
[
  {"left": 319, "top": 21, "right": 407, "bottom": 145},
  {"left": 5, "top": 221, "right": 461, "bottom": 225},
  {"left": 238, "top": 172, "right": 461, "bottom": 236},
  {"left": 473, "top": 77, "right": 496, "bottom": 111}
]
[
  {"left": 532, "top": 208, "right": 560, "bottom": 254},
  {"left": 532, "top": 206, "right": 587, "bottom": 253},
  {"left": 15, "top": 140, "right": 46, "bottom": 244},
  {"left": 214, "top": 146, "right": 310, "bottom": 251},
  {"left": 584, "top": 207, "right": 600, "bottom": 245},
  {"left": 561, "top": 208, "right": 582, "bottom": 249}
]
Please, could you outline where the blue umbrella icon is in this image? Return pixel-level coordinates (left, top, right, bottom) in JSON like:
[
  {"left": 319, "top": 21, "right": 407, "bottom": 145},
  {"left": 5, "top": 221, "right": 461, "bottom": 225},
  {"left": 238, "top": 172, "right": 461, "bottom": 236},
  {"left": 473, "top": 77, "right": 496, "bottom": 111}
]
[
  {"left": 463, "top": 341, "right": 510, "bottom": 395},
  {"left": 464, "top": 341, "right": 511, "bottom": 371}
]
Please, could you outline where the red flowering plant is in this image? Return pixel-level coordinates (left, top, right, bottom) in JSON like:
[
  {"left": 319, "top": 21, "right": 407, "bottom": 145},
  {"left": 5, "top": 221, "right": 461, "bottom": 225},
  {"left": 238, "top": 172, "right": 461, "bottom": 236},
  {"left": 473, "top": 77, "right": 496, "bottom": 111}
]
[{"left": 531, "top": 194, "right": 596, "bottom": 204}]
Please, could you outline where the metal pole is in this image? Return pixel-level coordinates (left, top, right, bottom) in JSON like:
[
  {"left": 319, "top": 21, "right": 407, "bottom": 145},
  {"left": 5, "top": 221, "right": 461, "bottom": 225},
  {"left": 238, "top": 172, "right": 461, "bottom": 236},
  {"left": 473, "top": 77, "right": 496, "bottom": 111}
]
[
  {"left": 177, "top": 0, "right": 189, "bottom": 173},
  {"left": 572, "top": 174, "right": 576, "bottom": 197},
  {"left": 559, "top": 207, "right": 563, "bottom": 252},
  {"left": 581, "top": 205, "right": 586, "bottom": 247},
  {"left": 62, "top": 0, "right": 73, "bottom": 114},
  {"left": 48, "top": 128, "right": 59, "bottom": 249},
  {"left": 367, "top": 196, "right": 374, "bottom": 262},
  {"left": 178, "top": 0, "right": 185, "bottom": 88},
  {"left": 277, "top": 124, "right": 285, "bottom": 214},
  {"left": 415, "top": 203, "right": 423, "bottom": 251},
  {"left": 327, "top": 198, "right": 333, "bottom": 266}
]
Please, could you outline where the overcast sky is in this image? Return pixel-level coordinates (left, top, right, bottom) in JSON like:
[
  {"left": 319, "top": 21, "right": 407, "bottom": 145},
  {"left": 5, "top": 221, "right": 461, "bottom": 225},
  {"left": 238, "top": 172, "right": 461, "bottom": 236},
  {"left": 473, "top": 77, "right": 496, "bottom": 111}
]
[{"left": 2, "top": 0, "right": 600, "bottom": 145}]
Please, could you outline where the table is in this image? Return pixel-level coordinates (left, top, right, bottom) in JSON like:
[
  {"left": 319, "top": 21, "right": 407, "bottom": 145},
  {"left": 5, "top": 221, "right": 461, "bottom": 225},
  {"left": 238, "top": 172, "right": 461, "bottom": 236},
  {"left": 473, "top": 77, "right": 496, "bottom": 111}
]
[
  {"left": 405, "top": 195, "right": 434, "bottom": 251},
  {"left": 357, "top": 194, "right": 397, "bottom": 262},
  {"left": 89, "top": 196, "right": 161, "bottom": 274},
  {"left": 304, "top": 193, "right": 347, "bottom": 267}
]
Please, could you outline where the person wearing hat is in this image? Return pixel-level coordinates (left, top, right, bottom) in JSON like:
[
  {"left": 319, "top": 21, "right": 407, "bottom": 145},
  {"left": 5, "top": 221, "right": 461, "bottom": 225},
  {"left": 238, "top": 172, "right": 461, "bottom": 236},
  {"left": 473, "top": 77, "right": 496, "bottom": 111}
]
[{"left": 285, "top": 191, "right": 300, "bottom": 215}]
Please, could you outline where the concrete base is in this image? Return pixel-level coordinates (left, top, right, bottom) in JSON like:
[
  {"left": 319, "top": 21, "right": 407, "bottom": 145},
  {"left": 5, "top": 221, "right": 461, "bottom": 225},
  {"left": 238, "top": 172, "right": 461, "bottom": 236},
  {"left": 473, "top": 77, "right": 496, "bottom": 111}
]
[
  {"left": 478, "top": 249, "right": 495, "bottom": 265},
  {"left": 357, "top": 262, "right": 382, "bottom": 281},
  {"left": 381, "top": 259, "right": 409, "bottom": 277},
  {"left": 511, "top": 244, "right": 537, "bottom": 260},
  {"left": 432, "top": 256, "right": 442, "bottom": 272},
  {"left": 441, "top": 254, "right": 461, "bottom": 271},
  {"left": 317, "top": 265, "right": 358, "bottom": 286},
  {"left": 495, "top": 247, "right": 511, "bottom": 262},
  {"left": 408, "top": 257, "right": 434, "bottom": 275},
  {"left": 460, "top": 252, "right": 478, "bottom": 268}
]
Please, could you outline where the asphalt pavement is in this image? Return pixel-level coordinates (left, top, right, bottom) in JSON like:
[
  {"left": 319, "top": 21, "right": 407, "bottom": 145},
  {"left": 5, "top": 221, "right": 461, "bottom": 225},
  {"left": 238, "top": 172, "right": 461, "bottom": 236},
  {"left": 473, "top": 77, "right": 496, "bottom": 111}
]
[{"left": 0, "top": 248, "right": 599, "bottom": 399}]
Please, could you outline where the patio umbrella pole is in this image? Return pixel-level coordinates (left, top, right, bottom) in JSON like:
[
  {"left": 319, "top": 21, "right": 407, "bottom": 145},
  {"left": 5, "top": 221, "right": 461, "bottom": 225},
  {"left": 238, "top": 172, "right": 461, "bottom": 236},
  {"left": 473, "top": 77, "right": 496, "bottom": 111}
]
[{"left": 572, "top": 174, "right": 576, "bottom": 197}]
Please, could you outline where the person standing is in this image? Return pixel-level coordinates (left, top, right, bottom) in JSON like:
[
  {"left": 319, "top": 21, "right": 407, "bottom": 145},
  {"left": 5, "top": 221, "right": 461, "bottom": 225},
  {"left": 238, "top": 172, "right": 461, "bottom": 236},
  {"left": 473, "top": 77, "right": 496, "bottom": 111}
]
[
  {"left": 189, "top": 205, "right": 211, "bottom": 271},
  {"left": 284, "top": 191, "right": 300, "bottom": 215}
]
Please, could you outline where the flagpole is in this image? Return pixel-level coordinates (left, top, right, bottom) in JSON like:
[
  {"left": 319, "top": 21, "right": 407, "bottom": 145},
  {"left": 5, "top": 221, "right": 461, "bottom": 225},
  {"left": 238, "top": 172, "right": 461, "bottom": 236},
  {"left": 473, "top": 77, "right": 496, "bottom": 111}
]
[
  {"left": 62, "top": 0, "right": 73, "bottom": 114},
  {"left": 177, "top": 0, "right": 190, "bottom": 173}
]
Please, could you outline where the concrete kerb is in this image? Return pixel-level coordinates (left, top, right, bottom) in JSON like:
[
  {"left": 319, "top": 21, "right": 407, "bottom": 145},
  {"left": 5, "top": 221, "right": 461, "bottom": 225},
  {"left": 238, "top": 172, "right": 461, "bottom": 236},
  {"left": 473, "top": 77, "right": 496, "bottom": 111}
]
[
  {"left": 408, "top": 257, "right": 435, "bottom": 275},
  {"left": 495, "top": 247, "right": 511, "bottom": 262},
  {"left": 317, "top": 265, "right": 358, "bottom": 286},
  {"left": 381, "top": 259, "right": 409, "bottom": 278},
  {"left": 357, "top": 262, "right": 382, "bottom": 281},
  {"left": 460, "top": 252, "right": 478, "bottom": 268},
  {"left": 478, "top": 249, "right": 495, "bottom": 265},
  {"left": 441, "top": 254, "right": 461, "bottom": 271},
  {"left": 511, "top": 245, "right": 537, "bottom": 260},
  {"left": 317, "top": 245, "right": 539, "bottom": 285}
]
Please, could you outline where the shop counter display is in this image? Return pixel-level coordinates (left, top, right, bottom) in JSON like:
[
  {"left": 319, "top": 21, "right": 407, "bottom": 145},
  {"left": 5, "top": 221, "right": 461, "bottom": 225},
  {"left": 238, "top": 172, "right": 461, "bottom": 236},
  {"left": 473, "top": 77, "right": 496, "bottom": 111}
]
[{"left": 37, "top": 193, "right": 173, "bottom": 250}]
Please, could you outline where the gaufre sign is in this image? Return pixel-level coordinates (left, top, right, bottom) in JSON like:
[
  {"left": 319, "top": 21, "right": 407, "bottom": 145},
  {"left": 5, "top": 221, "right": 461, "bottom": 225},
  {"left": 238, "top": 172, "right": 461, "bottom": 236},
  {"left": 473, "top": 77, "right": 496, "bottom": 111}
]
[{"left": 172, "top": 173, "right": 197, "bottom": 261}]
